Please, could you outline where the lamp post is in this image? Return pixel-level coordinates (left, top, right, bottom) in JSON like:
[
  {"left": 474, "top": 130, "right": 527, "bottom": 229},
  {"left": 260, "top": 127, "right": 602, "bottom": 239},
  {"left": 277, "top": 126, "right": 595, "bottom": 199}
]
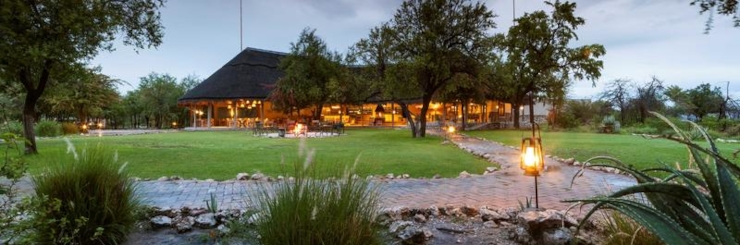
[{"left": 520, "top": 92, "right": 544, "bottom": 209}]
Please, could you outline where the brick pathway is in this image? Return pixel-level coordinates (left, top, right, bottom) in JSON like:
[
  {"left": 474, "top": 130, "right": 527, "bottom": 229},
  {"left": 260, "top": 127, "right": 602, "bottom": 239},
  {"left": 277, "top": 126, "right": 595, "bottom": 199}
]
[{"left": 136, "top": 133, "right": 636, "bottom": 211}]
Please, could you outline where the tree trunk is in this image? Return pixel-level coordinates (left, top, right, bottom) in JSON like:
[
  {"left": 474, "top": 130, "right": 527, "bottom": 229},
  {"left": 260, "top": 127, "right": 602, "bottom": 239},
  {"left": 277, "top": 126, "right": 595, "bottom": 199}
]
[
  {"left": 314, "top": 103, "right": 324, "bottom": 120},
  {"left": 461, "top": 100, "right": 468, "bottom": 131},
  {"left": 418, "top": 94, "right": 432, "bottom": 137},
  {"left": 512, "top": 101, "right": 520, "bottom": 129},
  {"left": 399, "top": 102, "right": 417, "bottom": 138},
  {"left": 22, "top": 97, "right": 38, "bottom": 154}
]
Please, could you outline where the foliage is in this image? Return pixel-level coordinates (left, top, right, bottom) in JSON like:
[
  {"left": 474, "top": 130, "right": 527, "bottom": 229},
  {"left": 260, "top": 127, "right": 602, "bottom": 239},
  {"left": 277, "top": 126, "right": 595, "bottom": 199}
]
[
  {"left": 1, "top": 120, "right": 23, "bottom": 136},
  {"left": 518, "top": 196, "right": 534, "bottom": 211},
  {"left": 40, "top": 66, "right": 121, "bottom": 124},
  {"left": 61, "top": 123, "right": 79, "bottom": 135},
  {"left": 271, "top": 28, "right": 341, "bottom": 119},
  {"left": 551, "top": 99, "right": 604, "bottom": 129},
  {"left": 32, "top": 142, "right": 140, "bottom": 244},
  {"left": 601, "top": 79, "right": 633, "bottom": 124},
  {"left": 0, "top": 133, "right": 30, "bottom": 244},
  {"left": 136, "top": 73, "right": 192, "bottom": 129},
  {"left": 691, "top": 0, "right": 740, "bottom": 32},
  {"left": 568, "top": 112, "right": 740, "bottom": 245},
  {"left": 385, "top": 0, "right": 496, "bottom": 137},
  {"left": 631, "top": 77, "right": 665, "bottom": 124},
  {"left": 598, "top": 210, "right": 663, "bottom": 245},
  {"left": 687, "top": 83, "right": 725, "bottom": 121},
  {"left": 0, "top": 0, "right": 164, "bottom": 154},
  {"left": 489, "top": 0, "right": 604, "bottom": 129},
  {"left": 35, "top": 120, "right": 62, "bottom": 137},
  {"left": 250, "top": 140, "right": 382, "bottom": 245}
]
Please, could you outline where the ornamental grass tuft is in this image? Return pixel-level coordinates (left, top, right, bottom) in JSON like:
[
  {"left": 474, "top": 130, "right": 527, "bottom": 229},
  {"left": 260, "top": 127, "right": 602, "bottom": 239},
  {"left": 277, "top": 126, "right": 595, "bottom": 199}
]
[
  {"left": 249, "top": 139, "right": 383, "bottom": 245},
  {"left": 32, "top": 139, "right": 139, "bottom": 244}
]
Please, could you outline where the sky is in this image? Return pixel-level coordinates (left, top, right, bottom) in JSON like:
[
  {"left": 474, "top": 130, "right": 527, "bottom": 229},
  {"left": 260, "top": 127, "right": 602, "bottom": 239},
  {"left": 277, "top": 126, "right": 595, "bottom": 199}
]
[{"left": 91, "top": 0, "right": 740, "bottom": 100}]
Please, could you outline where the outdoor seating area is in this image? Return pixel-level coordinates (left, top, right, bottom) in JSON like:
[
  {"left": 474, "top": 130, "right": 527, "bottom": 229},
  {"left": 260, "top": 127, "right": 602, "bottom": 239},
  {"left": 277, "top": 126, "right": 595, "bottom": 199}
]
[{"left": 252, "top": 120, "right": 344, "bottom": 138}]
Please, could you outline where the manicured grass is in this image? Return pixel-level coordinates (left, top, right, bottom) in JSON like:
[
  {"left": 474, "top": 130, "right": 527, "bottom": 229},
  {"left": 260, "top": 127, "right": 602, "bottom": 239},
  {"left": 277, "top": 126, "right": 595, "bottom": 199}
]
[
  {"left": 466, "top": 130, "right": 740, "bottom": 170},
  {"left": 25, "top": 128, "right": 493, "bottom": 180}
]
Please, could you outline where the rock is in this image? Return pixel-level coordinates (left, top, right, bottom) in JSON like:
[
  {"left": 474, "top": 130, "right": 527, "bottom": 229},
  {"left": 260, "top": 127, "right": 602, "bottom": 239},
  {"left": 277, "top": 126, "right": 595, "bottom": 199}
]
[
  {"left": 381, "top": 206, "right": 410, "bottom": 221},
  {"left": 480, "top": 208, "right": 509, "bottom": 222},
  {"left": 573, "top": 161, "right": 581, "bottom": 166},
  {"left": 236, "top": 173, "right": 250, "bottom": 180},
  {"left": 517, "top": 209, "right": 578, "bottom": 238},
  {"left": 366, "top": 175, "right": 374, "bottom": 180},
  {"left": 413, "top": 214, "right": 427, "bottom": 223},
  {"left": 401, "top": 174, "right": 410, "bottom": 179},
  {"left": 483, "top": 221, "right": 498, "bottom": 228},
  {"left": 277, "top": 175, "right": 284, "bottom": 181},
  {"left": 288, "top": 177, "right": 295, "bottom": 181},
  {"left": 385, "top": 173, "right": 395, "bottom": 179},
  {"left": 485, "top": 166, "right": 498, "bottom": 173},
  {"left": 461, "top": 205, "right": 478, "bottom": 217},
  {"left": 205, "top": 178, "right": 215, "bottom": 182},
  {"left": 389, "top": 220, "right": 414, "bottom": 233},
  {"left": 542, "top": 227, "right": 572, "bottom": 245},
  {"left": 429, "top": 205, "right": 441, "bottom": 217},
  {"left": 436, "top": 224, "right": 469, "bottom": 234},
  {"left": 169, "top": 175, "right": 182, "bottom": 181},
  {"left": 150, "top": 215, "right": 172, "bottom": 229},
  {"left": 514, "top": 226, "right": 533, "bottom": 244},
  {"left": 130, "top": 177, "right": 141, "bottom": 182},
  {"left": 247, "top": 212, "right": 262, "bottom": 225},
  {"left": 251, "top": 173, "right": 265, "bottom": 181},
  {"left": 458, "top": 171, "right": 471, "bottom": 178},
  {"left": 217, "top": 224, "right": 231, "bottom": 235},
  {"left": 194, "top": 213, "right": 217, "bottom": 228},
  {"left": 398, "top": 226, "right": 433, "bottom": 244},
  {"left": 157, "top": 176, "right": 169, "bottom": 181},
  {"left": 432, "top": 174, "right": 441, "bottom": 179},
  {"left": 189, "top": 209, "right": 207, "bottom": 216},
  {"left": 174, "top": 216, "right": 195, "bottom": 233},
  {"left": 563, "top": 158, "right": 575, "bottom": 165}
]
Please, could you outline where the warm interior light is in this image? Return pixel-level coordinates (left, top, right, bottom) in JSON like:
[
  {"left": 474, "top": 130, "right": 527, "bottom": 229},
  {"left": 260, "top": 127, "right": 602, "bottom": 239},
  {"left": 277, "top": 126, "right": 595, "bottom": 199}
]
[
  {"left": 81, "top": 125, "right": 87, "bottom": 130},
  {"left": 447, "top": 126, "right": 455, "bottom": 133},
  {"left": 523, "top": 147, "right": 536, "bottom": 167},
  {"left": 97, "top": 123, "right": 102, "bottom": 128},
  {"left": 293, "top": 123, "right": 304, "bottom": 135}
]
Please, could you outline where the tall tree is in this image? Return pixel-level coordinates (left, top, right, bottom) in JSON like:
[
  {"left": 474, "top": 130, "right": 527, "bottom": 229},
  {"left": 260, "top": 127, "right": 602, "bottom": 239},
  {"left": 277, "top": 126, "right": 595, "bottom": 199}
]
[
  {"left": 42, "top": 66, "right": 120, "bottom": 124},
  {"left": 633, "top": 76, "right": 665, "bottom": 123},
  {"left": 272, "top": 28, "right": 341, "bottom": 120},
  {"left": 388, "top": 0, "right": 496, "bottom": 137},
  {"left": 490, "top": 0, "right": 605, "bottom": 129},
  {"left": 0, "top": 0, "right": 164, "bottom": 153},
  {"left": 137, "top": 73, "right": 184, "bottom": 129},
  {"left": 687, "top": 83, "right": 724, "bottom": 120},
  {"left": 600, "top": 79, "right": 633, "bottom": 124}
]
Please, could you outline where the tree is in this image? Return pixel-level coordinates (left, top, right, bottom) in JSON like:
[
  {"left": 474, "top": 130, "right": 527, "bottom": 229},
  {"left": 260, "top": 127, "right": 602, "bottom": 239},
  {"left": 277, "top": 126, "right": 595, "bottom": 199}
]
[
  {"left": 632, "top": 76, "right": 665, "bottom": 123},
  {"left": 686, "top": 83, "right": 724, "bottom": 120},
  {"left": 42, "top": 66, "right": 120, "bottom": 124},
  {"left": 600, "top": 79, "right": 633, "bottom": 124},
  {"left": 387, "top": 0, "right": 496, "bottom": 137},
  {"left": 664, "top": 85, "right": 691, "bottom": 117},
  {"left": 137, "top": 73, "right": 186, "bottom": 129},
  {"left": 691, "top": 0, "right": 739, "bottom": 32},
  {"left": 490, "top": 0, "right": 605, "bottom": 128},
  {"left": 0, "top": 0, "right": 164, "bottom": 153},
  {"left": 271, "top": 28, "right": 341, "bottom": 120}
]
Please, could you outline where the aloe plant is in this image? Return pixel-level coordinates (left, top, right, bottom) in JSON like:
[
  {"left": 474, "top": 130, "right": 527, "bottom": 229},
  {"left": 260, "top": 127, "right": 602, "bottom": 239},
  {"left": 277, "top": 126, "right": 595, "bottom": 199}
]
[{"left": 568, "top": 112, "right": 740, "bottom": 245}]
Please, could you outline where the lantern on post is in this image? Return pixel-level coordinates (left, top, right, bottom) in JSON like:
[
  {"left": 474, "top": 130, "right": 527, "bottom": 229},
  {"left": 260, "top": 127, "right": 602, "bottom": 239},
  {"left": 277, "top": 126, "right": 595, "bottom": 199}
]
[{"left": 520, "top": 123, "right": 544, "bottom": 208}]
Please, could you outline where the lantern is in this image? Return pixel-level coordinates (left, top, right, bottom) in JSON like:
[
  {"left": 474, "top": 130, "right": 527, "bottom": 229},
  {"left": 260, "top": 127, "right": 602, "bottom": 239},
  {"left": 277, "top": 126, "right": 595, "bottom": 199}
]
[{"left": 520, "top": 137, "right": 544, "bottom": 176}]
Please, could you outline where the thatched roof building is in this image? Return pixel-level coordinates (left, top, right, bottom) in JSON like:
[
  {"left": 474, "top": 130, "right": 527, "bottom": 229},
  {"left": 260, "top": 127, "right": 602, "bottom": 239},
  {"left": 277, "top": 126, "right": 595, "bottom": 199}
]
[{"left": 178, "top": 47, "right": 286, "bottom": 104}]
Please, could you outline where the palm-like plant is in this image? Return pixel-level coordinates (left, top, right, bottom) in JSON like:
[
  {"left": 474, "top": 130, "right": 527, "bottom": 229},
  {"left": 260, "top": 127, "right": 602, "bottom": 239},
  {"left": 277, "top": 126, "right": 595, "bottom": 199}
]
[{"left": 568, "top": 112, "right": 740, "bottom": 245}]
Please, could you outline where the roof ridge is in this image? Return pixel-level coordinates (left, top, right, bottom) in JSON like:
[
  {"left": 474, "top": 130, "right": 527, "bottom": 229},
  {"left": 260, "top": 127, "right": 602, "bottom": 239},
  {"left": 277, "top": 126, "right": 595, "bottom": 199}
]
[{"left": 244, "top": 47, "right": 289, "bottom": 56}]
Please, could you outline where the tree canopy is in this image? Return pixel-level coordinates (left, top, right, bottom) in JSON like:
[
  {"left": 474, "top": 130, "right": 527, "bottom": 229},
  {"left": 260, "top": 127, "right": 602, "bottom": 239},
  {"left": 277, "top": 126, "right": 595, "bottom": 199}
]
[{"left": 0, "top": 0, "right": 165, "bottom": 153}]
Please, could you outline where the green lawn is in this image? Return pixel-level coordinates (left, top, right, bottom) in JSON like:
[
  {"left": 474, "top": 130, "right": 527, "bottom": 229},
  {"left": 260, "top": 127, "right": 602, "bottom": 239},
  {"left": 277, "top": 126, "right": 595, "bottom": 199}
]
[
  {"left": 466, "top": 130, "right": 740, "bottom": 170},
  {"left": 24, "top": 128, "right": 493, "bottom": 180}
]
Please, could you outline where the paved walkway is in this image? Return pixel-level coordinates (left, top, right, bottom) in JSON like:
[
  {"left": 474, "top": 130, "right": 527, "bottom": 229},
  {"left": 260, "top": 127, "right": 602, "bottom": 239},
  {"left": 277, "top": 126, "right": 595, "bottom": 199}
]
[{"left": 136, "top": 133, "right": 636, "bottom": 211}]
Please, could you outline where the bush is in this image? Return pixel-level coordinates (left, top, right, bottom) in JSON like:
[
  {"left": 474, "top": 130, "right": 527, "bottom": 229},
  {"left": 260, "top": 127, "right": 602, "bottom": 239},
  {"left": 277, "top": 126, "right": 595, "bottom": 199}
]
[
  {"left": 248, "top": 140, "right": 382, "bottom": 245},
  {"left": 569, "top": 112, "right": 740, "bottom": 245},
  {"left": 32, "top": 141, "right": 139, "bottom": 244},
  {"left": 61, "top": 123, "right": 79, "bottom": 135},
  {"left": 35, "top": 120, "right": 62, "bottom": 137},
  {"left": 599, "top": 211, "right": 663, "bottom": 245},
  {"left": 1, "top": 120, "right": 23, "bottom": 136}
]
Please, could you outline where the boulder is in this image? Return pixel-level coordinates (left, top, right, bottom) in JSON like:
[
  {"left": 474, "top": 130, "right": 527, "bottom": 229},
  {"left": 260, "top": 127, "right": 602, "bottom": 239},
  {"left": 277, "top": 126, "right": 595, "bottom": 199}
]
[
  {"left": 458, "top": 171, "right": 471, "bottom": 178},
  {"left": 480, "top": 208, "right": 509, "bottom": 222},
  {"left": 174, "top": 216, "right": 195, "bottom": 233},
  {"left": 236, "top": 173, "right": 250, "bottom": 180},
  {"left": 194, "top": 213, "right": 217, "bottom": 228},
  {"left": 397, "top": 226, "right": 433, "bottom": 244},
  {"left": 150, "top": 215, "right": 172, "bottom": 229},
  {"left": 517, "top": 209, "right": 578, "bottom": 232},
  {"left": 413, "top": 214, "right": 427, "bottom": 223},
  {"left": 251, "top": 173, "right": 265, "bottom": 181}
]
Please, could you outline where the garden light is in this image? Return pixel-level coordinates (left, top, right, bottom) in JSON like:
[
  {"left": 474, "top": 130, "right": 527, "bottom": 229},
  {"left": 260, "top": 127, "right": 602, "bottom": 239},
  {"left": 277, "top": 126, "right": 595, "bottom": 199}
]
[{"left": 520, "top": 122, "right": 544, "bottom": 209}]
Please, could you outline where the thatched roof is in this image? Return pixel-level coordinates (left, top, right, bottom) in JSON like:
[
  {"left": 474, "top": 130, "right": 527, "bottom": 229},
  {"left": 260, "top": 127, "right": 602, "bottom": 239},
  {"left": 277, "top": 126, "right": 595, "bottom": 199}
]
[{"left": 178, "top": 47, "right": 286, "bottom": 104}]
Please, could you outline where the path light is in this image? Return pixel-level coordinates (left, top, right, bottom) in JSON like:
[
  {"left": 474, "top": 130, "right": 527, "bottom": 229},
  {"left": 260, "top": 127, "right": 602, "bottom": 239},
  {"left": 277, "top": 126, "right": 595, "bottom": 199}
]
[
  {"left": 172, "top": 122, "right": 177, "bottom": 128},
  {"left": 520, "top": 100, "right": 544, "bottom": 208}
]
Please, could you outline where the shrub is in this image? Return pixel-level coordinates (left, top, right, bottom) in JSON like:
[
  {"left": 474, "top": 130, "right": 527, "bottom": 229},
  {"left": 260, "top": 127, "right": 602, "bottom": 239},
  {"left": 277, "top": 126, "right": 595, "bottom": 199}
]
[
  {"left": 35, "top": 120, "right": 62, "bottom": 137},
  {"left": 1, "top": 120, "right": 23, "bottom": 136},
  {"left": 0, "top": 133, "right": 31, "bottom": 244},
  {"left": 249, "top": 140, "right": 382, "bottom": 245},
  {"left": 61, "top": 122, "right": 79, "bottom": 135},
  {"left": 569, "top": 112, "right": 740, "bottom": 245},
  {"left": 598, "top": 210, "right": 663, "bottom": 245},
  {"left": 32, "top": 141, "right": 139, "bottom": 244}
]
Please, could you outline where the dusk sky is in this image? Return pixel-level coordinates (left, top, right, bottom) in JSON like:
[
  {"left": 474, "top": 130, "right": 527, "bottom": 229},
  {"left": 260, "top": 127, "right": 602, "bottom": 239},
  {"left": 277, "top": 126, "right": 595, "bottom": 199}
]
[{"left": 91, "top": 0, "right": 740, "bottom": 99}]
